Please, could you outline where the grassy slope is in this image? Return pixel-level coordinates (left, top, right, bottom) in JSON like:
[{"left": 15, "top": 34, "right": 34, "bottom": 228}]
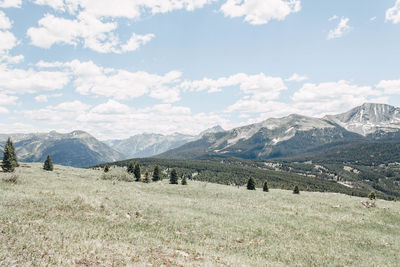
[{"left": 1, "top": 164, "right": 400, "bottom": 266}]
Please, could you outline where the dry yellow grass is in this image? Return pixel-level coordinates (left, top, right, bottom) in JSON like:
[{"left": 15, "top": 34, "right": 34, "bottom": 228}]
[{"left": 1, "top": 163, "right": 400, "bottom": 266}]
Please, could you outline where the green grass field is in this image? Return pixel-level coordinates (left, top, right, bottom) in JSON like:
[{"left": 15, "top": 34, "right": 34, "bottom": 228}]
[{"left": 1, "top": 163, "right": 400, "bottom": 266}]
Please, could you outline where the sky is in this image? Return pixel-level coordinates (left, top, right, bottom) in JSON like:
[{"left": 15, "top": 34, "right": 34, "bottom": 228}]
[{"left": 1, "top": 0, "right": 400, "bottom": 140}]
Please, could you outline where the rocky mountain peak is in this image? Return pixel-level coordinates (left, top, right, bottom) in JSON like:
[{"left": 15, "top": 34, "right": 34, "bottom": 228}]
[{"left": 325, "top": 103, "right": 400, "bottom": 136}]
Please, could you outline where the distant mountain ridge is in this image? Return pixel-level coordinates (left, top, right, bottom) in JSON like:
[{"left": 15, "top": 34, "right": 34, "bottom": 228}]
[
  {"left": 104, "top": 125, "right": 225, "bottom": 158},
  {"left": 158, "top": 103, "right": 400, "bottom": 160},
  {"left": 0, "top": 126, "right": 226, "bottom": 167},
  {"left": 0, "top": 130, "right": 125, "bottom": 168}
]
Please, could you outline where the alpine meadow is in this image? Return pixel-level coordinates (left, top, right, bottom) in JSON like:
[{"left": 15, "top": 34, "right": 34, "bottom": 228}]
[{"left": 2, "top": 0, "right": 400, "bottom": 266}]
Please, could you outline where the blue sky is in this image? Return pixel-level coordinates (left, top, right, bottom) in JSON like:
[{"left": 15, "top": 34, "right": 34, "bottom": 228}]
[{"left": 1, "top": 0, "right": 400, "bottom": 139}]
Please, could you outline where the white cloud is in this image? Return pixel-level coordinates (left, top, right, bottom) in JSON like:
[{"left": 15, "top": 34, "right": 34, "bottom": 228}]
[
  {"left": 226, "top": 99, "right": 299, "bottom": 114},
  {"left": 0, "top": 12, "right": 18, "bottom": 55},
  {"left": 22, "top": 101, "right": 91, "bottom": 123},
  {"left": 0, "top": 0, "right": 21, "bottom": 8},
  {"left": 34, "top": 93, "right": 63, "bottom": 103},
  {"left": 220, "top": 0, "right": 301, "bottom": 25},
  {"left": 386, "top": 0, "right": 400, "bottom": 24},
  {"left": 376, "top": 79, "right": 400, "bottom": 94},
  {"left": 90, "top": 99, "right": 131, "bottom": 114},
  {"left": 34, "top": 0, "right": 216, "bottom": 19},
  {"left": 53, "top": 100, "right": 91, "bottom": 112},
  {"left": 0, "top": 11, "right": 23, "bottom": 64},
  {"left": 327, "top": 17, "right": 351, "bottom": 40},
  {"left": 34, "top": 95, "right": 49, "bottom": 103},
  {"left": 0, "top": 30, "right": 17, "bottom": 54},
  {"left": 22, "top": 100, "right": 228, "bottom": 139},
  {"left": 227, "top": 80, "right": 388, "bottom": 117},
  {"left": 29, "top": 0, "right": 220, "bottom": 53},
  {"left": 286, "top": 73, "right": 308, "bottom": 82},
  {"left": 328, "top": 15, "right": 338, "bottom": 21},
  {"left": 0, "top": 54, "right": 24, "bottom": 64},
  {"left": 141, "top": 104, "right": 191, "bottom": 115},
  {"left": 292, "top": 80, "right": 383, "bottom": 115},
  {"left": 0, "top": 66, "right": 70, "bottom": 94},
  {"left": 27, "top": 13, "right": 155, "bottom": 53},
  {"left": 0, "top": 11, "right": 12, "bottom": 29},
  {"left": 0, "top": 93, "right": 17, "bottom": 105},
  {"left": 38, "top": 60, "right": 182, "bottom": 102},
  {"left": 181, "top": 73, "right": 287, "bottom": 99},
  {"left": 0, "top": 106, "right": 9, "bottom": 114},
  {"left": 121, "top": 33, "right": 155, "bottom": 52},
  {"left": 33, "top": 0, "right": 65, "bottom": 11}
]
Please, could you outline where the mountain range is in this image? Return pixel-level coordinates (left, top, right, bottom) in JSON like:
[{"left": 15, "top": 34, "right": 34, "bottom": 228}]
[
  {"left": 158, "top": 103, "right": 400, "bottom": 160},
  {"left": 1, "top": 103, "right": 400, "bottom": 167},
  {"left": 0, "top": 131, "right": 125, "bottom": 168},
  {"left": 104, "top": 125, "right": 224, "bottom": 158}
]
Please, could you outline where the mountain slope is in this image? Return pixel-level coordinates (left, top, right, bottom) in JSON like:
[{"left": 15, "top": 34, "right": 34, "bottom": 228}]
[
  {"left": 0, "top": 130, "right": 125, "bottom": 167},
  {"left": 158, "top": 114, "right": 362, "bottom": 160}
]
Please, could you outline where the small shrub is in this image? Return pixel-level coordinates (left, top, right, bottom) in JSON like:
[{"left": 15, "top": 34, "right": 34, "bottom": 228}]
[
  {"left": 293, "top": 185, "right": 300, "bottom": 194},
  {"left": 263, "top": 181, "right": 269, "bottom": 192},
  {"left": 247, "top": 177, "right": 256, "bottom": 190},
  {"left": 3, "top": 173, "right": 19, "bottom": 183},
  {"left": 368, "top": 191, "right": 376, "bottom": 200},
  {"left": 101, "top": 168, "right": 134, "bottom": 182},
  {"left": 104, "top": 164, "right": 110, "bottom": 173},
  {"left": 143, "top": 170, "right": 151, "bottom": 183},
  {"left": 181, "top": 175, "right": 188, "bottom": 185},
  {"left": 43, "top": 155, "right": 54, "bottom": 171}
]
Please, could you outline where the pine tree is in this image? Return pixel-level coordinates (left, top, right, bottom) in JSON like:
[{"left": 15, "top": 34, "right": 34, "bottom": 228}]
[
  {"left": 43, "top": 155, "right": 54, "bottom": 171},
  {"left": 368, "top": 191, "right": 376, "bottom": 200},
  {"left": 127, "top": 161, "right": 134, "bottom": 174},
  {"left": 134, "top": 162, "right": 141, "bottom": 182},
  {"left": 170, "top": 169, "right": 178, "bottom": 184},
  {"left": 152, "top": 165, "right": 161, "bottom": 182},
  {"left": 293, "top": 185, "right": 300, "bottom": 194},
  {"left": 263, "top": 181, "right": 269, "bottom": 192},
  {"left": 104, "top": 164, "right": 110, "bottom": 173},
  {"left": 181, "top": 175, "right": 188, "bottom": 185},
  {"left": 8, "top": 138, "right": 18, "bottom": 167},
  {"left": 247, "top": 177, "right": 256, "bottom": 190},
  {"left": 1, "top": 137, "right": 18, "bottom": 172},
  {"left": 143, "top": 170, "right": 151, "bottom": 183}
]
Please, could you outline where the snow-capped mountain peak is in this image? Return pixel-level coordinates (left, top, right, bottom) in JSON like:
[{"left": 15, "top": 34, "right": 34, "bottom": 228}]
[{"left": 325, "top": 103, "right": 400, "bottom": 136}]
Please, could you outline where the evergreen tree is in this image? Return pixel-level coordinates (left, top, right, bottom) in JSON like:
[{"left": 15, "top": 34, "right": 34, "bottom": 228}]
[
  {"left": 127, "top": 161, "right": 134, "bottom": 174},
  {"left": 152, "top": 165, "right": 161, "bottom": 182},
  {"left": 43, "top": 155, "right": 54, "bottom": 171},
  {"left": 143, "top": 170, "right": 151, "bottom": 183},
  {"left": 134, "top": 162, "right": 141, "bottom": 182},
  {"left": 181, "top": 175, "right": 188, "bottom": 185},
  {"left": 368, "top": 191, "right": 376, "bottom": 200},
  {"left": 8, "top": 138, "right": 18, "bottom": 167},
  {"left": 1, "top": 137, "right": 18, "bottom": 172},
  {"left": 247, "top": 177, "right": 256, "bottom": 190},
  {"left": 263, "top": 181, "right": 269, "bottom": 192},
  {"left": 104, "top": 164, "right": 110, "bottom": 173},
  {"left": 293, "top": 185, "right": 300, "bottom": 194},
  {"left": 170, "top": 168, "right": 178, "bottom": 184}
]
